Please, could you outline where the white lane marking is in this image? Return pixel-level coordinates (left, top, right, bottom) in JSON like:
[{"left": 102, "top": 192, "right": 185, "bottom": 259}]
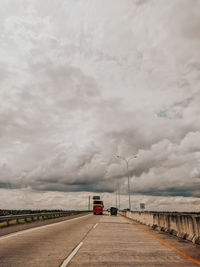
[
  {"left": 0, "top": 214, "right": 92, "bottom": 241},
  {"left": 60, "top": 242, "right": 83, "bottom": 267},
  {"left": 93, "top": 223, "right": 98, "bottom": 229}
]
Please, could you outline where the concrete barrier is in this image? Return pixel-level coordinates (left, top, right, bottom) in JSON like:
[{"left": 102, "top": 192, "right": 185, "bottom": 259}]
[{"left": 119, "top": 211, "right": 200, "bottom": 245}]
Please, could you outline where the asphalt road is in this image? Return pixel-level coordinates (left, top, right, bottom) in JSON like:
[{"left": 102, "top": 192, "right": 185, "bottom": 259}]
[
  {"left": 0, "top": 213, "right": 199, "bottom": 267},
  {"left": 0, "top": 214, "right": 100, "bottom": 267}
]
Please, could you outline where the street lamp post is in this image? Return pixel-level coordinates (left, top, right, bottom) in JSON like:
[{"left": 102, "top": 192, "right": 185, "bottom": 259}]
[
  {"left": 115, "top": 181, "right": 120, "bottom": 210},
  {"left": 116, "top": 155, "right": 137, "bottom": 211},
  {"left": 118, "top": 183, "right": 120, "bottom": 210},
  {"left": 88, "top": 196, "right": 91, "bottom": 211}
]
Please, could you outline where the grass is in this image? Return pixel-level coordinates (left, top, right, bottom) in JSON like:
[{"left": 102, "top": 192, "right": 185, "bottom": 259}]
[
  {"left": 0, "top": 221, "right": 8, "bottom": 227},
  {"left": 18, "top": 218, "right": 25, "bottom": 224},
  {"left": 8, "top": 219, "right": 17, "bottom": 226},
  {"left": 25, "top": 217, "right": 32, "bottom": 222}
]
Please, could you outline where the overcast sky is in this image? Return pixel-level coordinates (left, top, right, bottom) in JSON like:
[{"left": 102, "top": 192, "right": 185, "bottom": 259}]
[{"left": 0, "top": 0, "right": 200, "bottom": 211}]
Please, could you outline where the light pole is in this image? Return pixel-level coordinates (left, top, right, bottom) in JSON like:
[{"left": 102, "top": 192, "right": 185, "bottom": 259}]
[
  {"left": 88, "top": 196, "right": 91, "bottom": 211},
  {"left": 116, "top": 155, "right": 137, "bottom": 211},
  {"left": 118, "top": 183, "right": 120, "bottom": 210},
  {"left": 115, "top": 181, "right": 120, "bottom": 209}
]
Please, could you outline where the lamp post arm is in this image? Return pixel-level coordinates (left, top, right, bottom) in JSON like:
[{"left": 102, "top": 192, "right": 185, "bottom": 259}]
[
  {"left": 116, "top": 155, "right": 137, "bottom": 171},
  {"left": 116, "top": 155, "right": 128, "bottom": 171}
]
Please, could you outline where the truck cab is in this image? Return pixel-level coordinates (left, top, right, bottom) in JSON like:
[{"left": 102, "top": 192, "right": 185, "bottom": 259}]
[{"left": 93, "top": 200, "right": 104, "bottom": 215}]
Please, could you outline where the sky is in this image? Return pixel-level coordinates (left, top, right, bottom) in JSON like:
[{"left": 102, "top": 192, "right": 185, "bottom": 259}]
[{"left": 0, "top": 0, "right": 200, "bottom": 211}]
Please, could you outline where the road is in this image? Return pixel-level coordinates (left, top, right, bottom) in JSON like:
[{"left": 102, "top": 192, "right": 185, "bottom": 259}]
[
  {"left": 0, "top": 213, "right": 199, "bottom": 267},
  {"left": 0, "top": 214, "right": 99, "bottom": 267}
]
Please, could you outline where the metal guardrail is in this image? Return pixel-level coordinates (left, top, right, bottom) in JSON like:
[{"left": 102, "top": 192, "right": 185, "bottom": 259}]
[{"left": 0, "top": 211, "right": 87, "bottom": 227}]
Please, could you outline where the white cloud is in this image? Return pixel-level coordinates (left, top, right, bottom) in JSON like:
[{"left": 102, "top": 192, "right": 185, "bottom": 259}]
[{"left": 0, "top": 0, "right": 200, "bottom": 211}]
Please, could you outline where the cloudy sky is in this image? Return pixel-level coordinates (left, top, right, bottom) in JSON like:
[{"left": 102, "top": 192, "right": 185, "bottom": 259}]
[{"left": 1, "top": 0, "right": 200, "bottom": 211}]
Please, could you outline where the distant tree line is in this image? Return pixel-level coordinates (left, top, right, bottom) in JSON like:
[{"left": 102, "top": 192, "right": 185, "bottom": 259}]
[{"left": 0, "top": 209, "right": 75, "bottom": 216}]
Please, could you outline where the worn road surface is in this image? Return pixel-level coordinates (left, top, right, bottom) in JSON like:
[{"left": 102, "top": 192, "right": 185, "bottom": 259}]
[
  {"left": 68, "top": 214, "right": 200, "bottom": 267},
  {"left": 0, "top": 213, "right": 199, "bottom": 267},
  {"left": 0, "top": 214, "right": 99, "bottom": 267}
]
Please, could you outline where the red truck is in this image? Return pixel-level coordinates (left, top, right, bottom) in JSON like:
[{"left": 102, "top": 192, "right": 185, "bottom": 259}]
[{"left": 93, "top": 200, "right": 104, "bottom": 215}]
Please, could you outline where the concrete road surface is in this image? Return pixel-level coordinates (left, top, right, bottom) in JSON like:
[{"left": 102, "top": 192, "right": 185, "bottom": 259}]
[
  {"left": 0, "top": 214, "right": 100, "bottom": 267},
  {"left": 0, "top": 213, "right": 200, "bottom": 267},
  {"left": 68, "top": 213, "right": 200, "bottom": 267}
]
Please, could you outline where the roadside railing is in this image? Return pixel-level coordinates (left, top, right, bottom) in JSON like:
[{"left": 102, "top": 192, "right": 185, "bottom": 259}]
[
  {"left": 0, "top": 211, "right": 88, "bottom": 228},
  {"left": 119, "top": 210, "right": 200, "bottom": 245}
]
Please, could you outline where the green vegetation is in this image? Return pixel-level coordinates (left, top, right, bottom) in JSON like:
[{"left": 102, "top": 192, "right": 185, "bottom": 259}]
[
  {"left": 18, "top": 218, "right": 25, "bottom": 224},
  {"left": 0, "top": 221, "right": 7, "bottom": 227},
  {"left": 0, "top": 209, "right": 75, "bottom": 216},
  {"left": 8, "top": 219, "right": 17, "bottom": 226}
]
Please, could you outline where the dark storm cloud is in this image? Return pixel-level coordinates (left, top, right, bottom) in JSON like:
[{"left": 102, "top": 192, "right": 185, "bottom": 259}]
[
  {"left": 33, "top": 176, "right": 116, "bottom": 194},
  {"left": 133, "top": 184, "right": 200, "bottom": 198}
]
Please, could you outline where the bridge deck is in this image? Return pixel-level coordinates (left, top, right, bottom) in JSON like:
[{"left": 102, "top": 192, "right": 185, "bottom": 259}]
[
  {"left": 68, "top": 214, "right": 200, "bottom": 267},
  {"left": 0, "top": 213, "right": 199, "bottom": 266}
]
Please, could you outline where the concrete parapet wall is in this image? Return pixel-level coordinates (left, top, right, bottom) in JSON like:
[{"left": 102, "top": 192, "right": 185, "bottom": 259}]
[{"left": 119, "top": 211, "right": 200, "bottom": 245}]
